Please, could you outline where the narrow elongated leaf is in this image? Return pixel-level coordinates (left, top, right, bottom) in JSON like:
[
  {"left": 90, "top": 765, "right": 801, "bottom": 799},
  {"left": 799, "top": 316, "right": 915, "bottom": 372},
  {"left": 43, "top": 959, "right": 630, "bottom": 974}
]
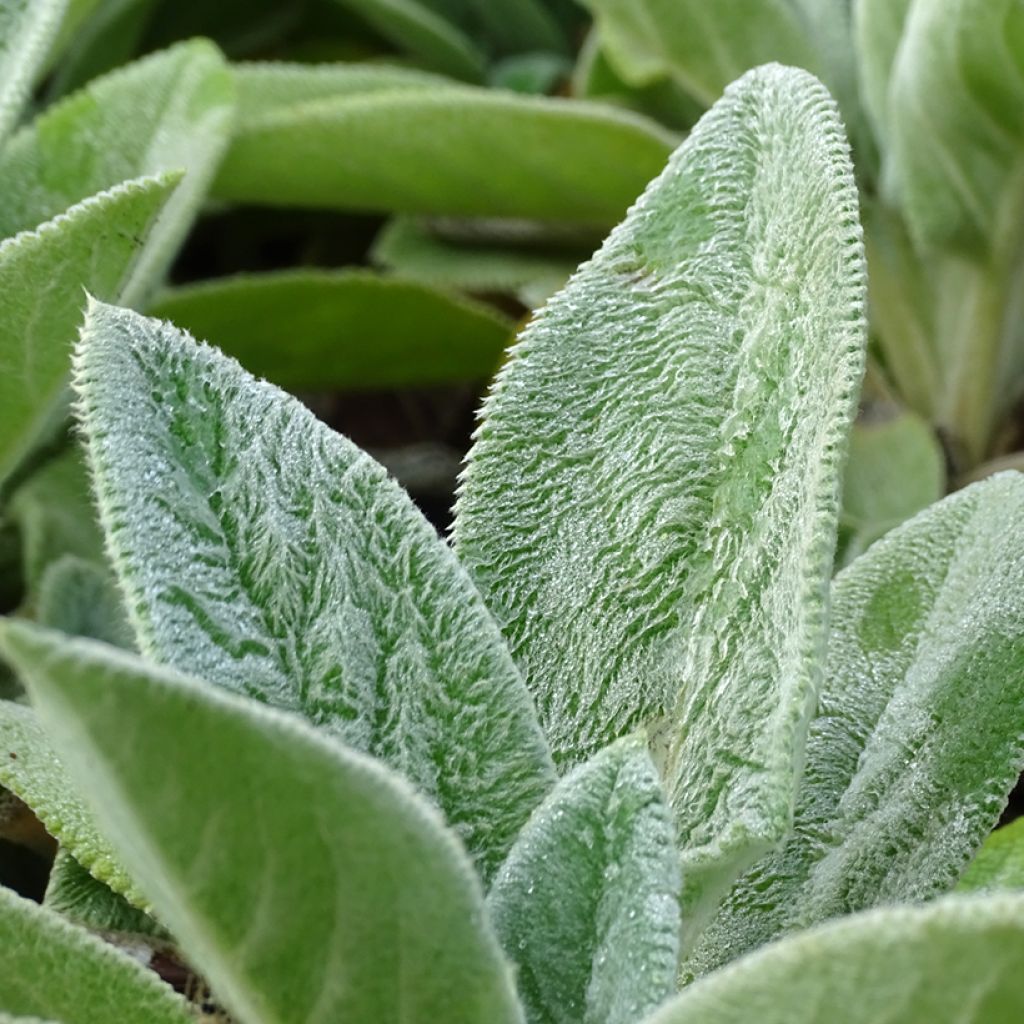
[
  {"left": 325, "top": 0, "right": 484, "bottom": 79},
  {"left": 646, "top": 897, "right": 1024, "bottom": 1024},
  {"left": 0, "top": 698, "right": 142, "bottom": 905},
  {"left": 958, "top": 819, "right": 1024, "bottom": 895},
  {"left": 148, "top": 270, "right": 515, "bottom": 390},
  {"left": 0, "top": 40, "right": 234, "bottom": 303},
  {"left": 0, "top": 622, "right": 525, "bottom": 1024},
  {"left": 0, "top": 174, "right": 179, "bottom": 488},
  {"left": 579, "top": 0, "right": 814, "bottom": 101},
  {"left": 458, "top": 0, "right": 566, "bottom": 55},
  {"left": 685, "top": 474, "right": 1024, "bottom": 977},
  {"left": 74, "top": 300, "right": 554, "bottom": 880},
  {"left": 489, "top": 735, "right": 680, "bottom": 1024},
  {"left": 854, "top": 0, "right": 912, "bottom": 153},
  {"left": 0, "top": 884, "right": 191, "bottom": 1024},
  {"left": 214, "top": 75, "right": 675, "bottom": 224},
  {"left": 0, "top": 0, "right": 66, "bottom": 143},
  {"left": 455, "top": 65, "right": 866, "bottom": 914},
  {"left": 888, "top": 0, "right": 1024, "bottom": 253}
]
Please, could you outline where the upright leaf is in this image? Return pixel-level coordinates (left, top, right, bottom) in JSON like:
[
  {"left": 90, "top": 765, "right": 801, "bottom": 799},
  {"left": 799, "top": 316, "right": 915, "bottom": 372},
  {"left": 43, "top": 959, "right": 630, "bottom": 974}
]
[
  {"left": 489, "top": 735, "right": 680, "bottom": 1024},
  {"left": 0, "top": 622, "right": 525, "bottom": 1024},
  {"left": 214, "top": 72, "right": 675, "bottom": 224},
  {"left": 958, "top": 818, "right": 1024, "bottom": 895},
  {"left": 0, "top": 40, "right": 235, "bottom": 303},
  {"left": 888, "top": 0, "right": 1024, "bottom": 253},
  {"left": 74, "top": 300, "right": 554, "bottom": 880},
  {"left": 685, "top": 474, "right": 1024, "bottom": 976},
  {"left": 0, "top": 174, "right": 179, "bottom": 488},
  {"left": 854, "top": 0, "right": 912, "bottom": 153},
  {"left": 149, "top": 270, "right": 515, "bottom": 391},
  {"left": 646, "top": 897, "right": 1024, "bottom": 1024},
  {"left": 0, "top": 885, "right": 191, "bottom": 1024},
  {"left": 0, "top": 0, "right": 66, "bottom": 143},
  {"left": 455, "top": 65, "right": 866, "bottom": 914}
]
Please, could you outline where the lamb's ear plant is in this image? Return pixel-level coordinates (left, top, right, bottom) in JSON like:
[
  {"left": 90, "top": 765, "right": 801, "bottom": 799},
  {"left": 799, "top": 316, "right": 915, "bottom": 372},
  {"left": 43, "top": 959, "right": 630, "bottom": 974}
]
[{"left": 2, "top": 54, "right": 1024, "bottom": 1024}]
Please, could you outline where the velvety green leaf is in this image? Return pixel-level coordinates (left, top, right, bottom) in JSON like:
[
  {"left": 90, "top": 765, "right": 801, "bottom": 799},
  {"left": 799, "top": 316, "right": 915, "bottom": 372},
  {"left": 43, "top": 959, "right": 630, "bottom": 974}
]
[
  {"left": 214, "top": 70, "right": 675, "bottom": 224},
  {"left": 0, "top": 621, "right": 525, "bottom": 1024},
  {"left": 0, "top": 698, "right": 142, "bottom": 905},
  {"left": 38, "top": 557, "right": 135, "bottom": 650},
  {"left": 647, "top": 897, "right": 1024, "bottom": 1024},
  {"left": 371, "top": 217, "right": 577, "bottom": 307},
  {"left": 460, "top": 0, "right": 566, "bottom": 55},
  {"left": 888, "top": 0, "right": 1024, "bottom": 253},
  {"left": 45, "top": 847, "right": 162, "bottom": 936},
  {"left": 0, "top": 40, "right": 235, "bottom": 303},
  {"left": 0, "top": 0, "right": 66, "bottom": 142},
  {"left": 455, "top": 65, "right": 866, "bottom": 915},
  {"left": 0, "top": 174, "right": 179, "bottom": 488},
  {"left": 325, "top": 0, "right": 484, "bottom": 79},
  {"left": 74, "top": 299, "right": 554, "bottom": 881},
  {"left": 958, "top": 819, "right": 1024, "bottom": 895},
  {"left": 148, "top": 269, "right": 515, "bottom": 390},
  {"left": 489, "top": 735, "right": 680, "bottom": 1024},
  {"left": 854, "top": 0, "right": 912, "bottom": 153},
  {"left": 836, "top": 406, "right": 944, "bottom": 566},
  {"left": 685, "top": 474, "right": 1024, "bottom": 977},
  {"left": 0, "top": 884, "right": 191, "bottom": 1024},
  {"left": 578, "top": 0, "right": 814, "bottom": 101},
  {"left": 7, "top": 451, "right": 106, "bottom": 595}
]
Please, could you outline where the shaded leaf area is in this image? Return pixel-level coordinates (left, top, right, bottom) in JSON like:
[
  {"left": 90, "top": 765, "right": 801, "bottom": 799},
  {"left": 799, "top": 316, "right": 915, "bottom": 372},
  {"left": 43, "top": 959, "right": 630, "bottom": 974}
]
[
  {"left": 958, "top": 818, "right": 1024, "bottom": 895},
  {"left": 0, "top": 622, "right": 524, "bottom": 1024},
  {"left": 489, "top": 735, "right": 679, "bottom": 1024},
  {"left": 0, "top": 884, "right": 192, "bottom": 1024},
  {"left": 455, "top": 65, "right": 866, "bottom": 917},
  {"left": 686, "top": 474, "right": 1024, "bottom": 977},
  {"left": 648, "top": 897, "right": 1024, "bottom": 1024},
  {"left": 214, "top": 62, "right": 675, "bottom": 224},
  {"left": 38, "top": 556, "right": 135, "bottom": 651},
  {"left": 0, "top": 174, "right": 178, "bottom": 489},
  {"left": 149, "top": 269, "right": 515, "bottom": 391},
  {"left": 74, "top": 300, "right": 554, "bottom": 881}
]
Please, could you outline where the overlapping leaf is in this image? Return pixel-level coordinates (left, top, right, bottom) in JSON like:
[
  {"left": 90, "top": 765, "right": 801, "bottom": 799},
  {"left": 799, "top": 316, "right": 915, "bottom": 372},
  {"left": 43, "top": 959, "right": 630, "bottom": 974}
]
[
  {"left": 149, "top": 269, "right": 515, "bottom": 390},
  {"left": 455, "top": 65, "right": 866, "bottom": 915},
  {"left": 0, "top": 621, "right": 524, "bottom": 1024},
  {"left": 489, "top": 735, "right": 679, "bottom": 1024},
  {"left": 0, "top": 0, "right": 66, "bottom": 143},
  {"left": 73, "top": 299, "right": 554, "bottom": 881},
  {"left": 958, "top": 818, "right": 1024, "bottom": 895},
  {"left": 685, "top": 474, "right": 1024, "bottom": 976}
]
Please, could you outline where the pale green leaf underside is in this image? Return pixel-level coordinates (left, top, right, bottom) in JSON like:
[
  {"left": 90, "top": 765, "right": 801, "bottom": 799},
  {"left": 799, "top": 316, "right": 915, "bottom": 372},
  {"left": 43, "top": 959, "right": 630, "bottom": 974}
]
[
  {"left": 0, "top": 174, "right": 178, "bottom": 488},
  {"left": 455, "top": 65, "right": 866, "bottom": 911},
  {"left": 213, "top": 71, "right": 675, "bottom": 224},
  {"left": 325, "top": 0, "right": 484, "bottom": 79},
  {"left": 371, "top": 217, "right": 578, "bottom": 308},
  {"left": 0, "top": 698, "right": 144, "bottom": 906},
  {"left": 647, "top": 897, "right": 1024, "bottom": 1024},
  {"left": 686, "top": 474, "right": 1024, "bottom": 976},
  {"left": 0, "top": 884, "right": 191, "bottom": 1024},
  {"left": 836, "top": 407, "right": 944, "bottom": 566},
  {"left": 74, "top": 300, "right": 554, "bottom": 881},
  {"left": 0, "top": 0, "right": 66, "bottom": 144},
  {"left": 0, "top": 622, "right": 524, "bottom": 1024},
  {"left": 489, "top": 735, "right": 680, "bottom": 1024},
  {"left": 0, "top": 39, "right": 235, "bottom": 303},
  {"left": 958, "top": 818, "right": 1024, "bottom": 895},
  {"left": 888, "top": 0, "right": 1024, "bottom": 252},
  {"left": 148, "top": 269, "right": 515, "bottom": 391}
]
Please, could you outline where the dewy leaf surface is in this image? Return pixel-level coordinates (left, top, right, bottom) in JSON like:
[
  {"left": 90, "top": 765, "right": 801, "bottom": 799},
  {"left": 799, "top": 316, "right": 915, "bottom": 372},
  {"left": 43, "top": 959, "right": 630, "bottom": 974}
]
[
  {"left": 0, "top": 884, "right": 191, "bottom": 1024},
  {"left": 213, "top": 75, "right": 675, "bottom": 224},
  {"left": 74, "top": 300, "right": 554, "bottom": 881},
  {"left": 0, "top": 0, "right": 66, "bottom": 144},
  {"left": 685, "top": 474, "right": 1024, "bottom": 977},
  {"left": 0, "top": 40, "right": 234, "bottom": 303},
  {"left": 149, "top": 269, "right": 515, "bottom": 391},
  {"left": 455, "top": 65, "right": 866, "bottom": 911},
  {"left": 0, "top": 174, "right": 179, "bottom": 488},
  {"left": 645, "top": 897, "right": 1024, "bottom": 1024},
  {"left": 957, "top": 818, "right": 1024, "bottom": 895},
  {"left": 0, "top": 622, "right": 525, "bottom": 1024},
  {"left": 488, "top": 735, "right": 680, "bottom": 1024},
  {"left": 888, "top": 0, "right": 1024, "bottom": 253}
]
